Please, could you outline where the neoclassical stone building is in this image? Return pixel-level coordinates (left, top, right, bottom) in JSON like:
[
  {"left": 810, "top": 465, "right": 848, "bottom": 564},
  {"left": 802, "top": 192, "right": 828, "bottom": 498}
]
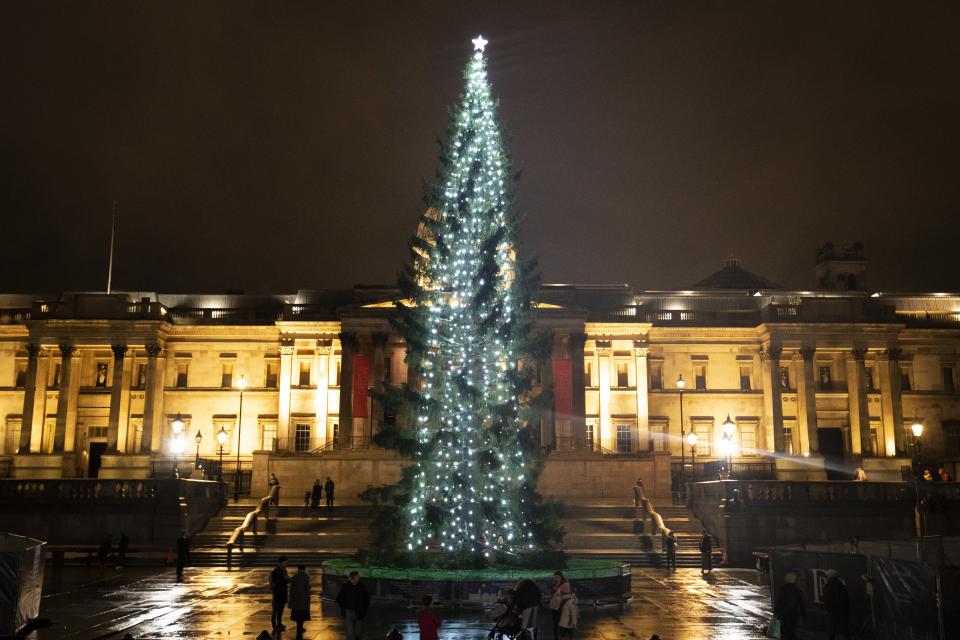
[{"left": 1, "top": 244, "right": 958, "bottom": 496}]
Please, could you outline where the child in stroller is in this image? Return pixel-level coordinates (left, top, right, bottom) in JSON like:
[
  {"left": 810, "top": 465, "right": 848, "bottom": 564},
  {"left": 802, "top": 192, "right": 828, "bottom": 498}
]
[{"left": 486, "top": 589, "right": 535, "bottom": 640}]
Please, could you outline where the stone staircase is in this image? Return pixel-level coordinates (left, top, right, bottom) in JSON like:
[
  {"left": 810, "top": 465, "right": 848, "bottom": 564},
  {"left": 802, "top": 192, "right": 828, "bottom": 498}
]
[
  {"left": 187, "top": 500, "right": 720, "bottom": 569},
  {"left": 560, "top": 503, "right": 722, "bottom": 568}
]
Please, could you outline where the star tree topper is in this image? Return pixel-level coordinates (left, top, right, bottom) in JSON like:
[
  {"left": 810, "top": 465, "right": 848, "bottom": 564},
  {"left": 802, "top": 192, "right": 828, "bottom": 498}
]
[{"left": 472, "top": 35, "right": 488, "bottom": 52}]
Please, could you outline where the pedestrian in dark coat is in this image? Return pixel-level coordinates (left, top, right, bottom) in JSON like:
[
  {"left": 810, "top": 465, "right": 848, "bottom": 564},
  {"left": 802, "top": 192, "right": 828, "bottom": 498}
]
[
  {"left": 268, "top": 474, "right": 281, "bottom": 505},
  {"left": 698, "top": 528, "right": 713, "bottom": 574},
  {"left": 98, "top": 534, "right": 113, "bottom": 566},
  {"left": 823, "top": 569, "right": 850, "bottom": 640},
  {"left": 665, "top": 531, "right": 677, "bottom": 570},
  {"left": 513, "top": 578, "right": 542, "bottom": 631},
  {"left": 324, "top": 476, "right": 335, "bottom": 509},
  {"left": 336, "top": 571, "right": 370, "bottom": 640},
  {"left": 118, "top": 532, "right": 129, "bottom": 567},
  {"left": 774, "top": 572, "right": 806, "bottom": 640},
  {"left": 175, "top": 531, "right": 189, "bottom": 581},
  {"left": 310, "top": 479, "right": 322, "bottom": 510},
  {"left": 288, "top": 564, "right": 311, "bottom": 637},
  {"left": 270, "top": 556, "right": 290, "bottom": 631}
]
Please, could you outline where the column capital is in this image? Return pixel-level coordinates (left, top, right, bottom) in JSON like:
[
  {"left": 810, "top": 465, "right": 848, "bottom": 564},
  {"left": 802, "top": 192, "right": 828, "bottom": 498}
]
[
  {"left": 760, "top": 345, "right": 783, "bottom": 361},
  {"left": 338, "top": 331, "right": 358, "bottom": 350},
  {"left": 597, "top": 348, "right": 612, "bottom": 357},
  {"left": 850, "top": 347, "right": 868, "bottom": 362},
  {"left": 371, "top": 332, "right": 389, "bottom": 347},
  {"left": 145, "top": 343, "right": 164, "bottom": 358},
  {"left": 25, "top": 343, "right": 43, "bottom": 358},
  {"left": 797, "top": 347, "right": 816, "bottom": 362},
  {"left": 633, "top": 347, "right": 649, "bottom": 358},
  {"left": 58, "top": 343, "right": 77, "bottom": 358},
  {"left": 280, "top": 337, "right": 295, "bottom": 355},
  {"left": 569, "top": 333, "right": 587, "bottom": 349},
  {"left": 886, "top": 347, "right": 902, "bottom": 362},
  {"left": 111, "top": 344, "right": 128, "bottom": 360}
]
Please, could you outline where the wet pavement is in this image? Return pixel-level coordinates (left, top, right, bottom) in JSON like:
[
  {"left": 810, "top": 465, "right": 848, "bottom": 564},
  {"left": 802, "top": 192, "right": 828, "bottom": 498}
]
[{"left": 28, "top": 565, "right": 780, "bottom": 639}]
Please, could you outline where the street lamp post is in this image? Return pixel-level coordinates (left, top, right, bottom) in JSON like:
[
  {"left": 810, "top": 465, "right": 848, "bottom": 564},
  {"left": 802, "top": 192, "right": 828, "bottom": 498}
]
[
  {"left": 911, "top": 420, "right": 925, "bottom": 536},
  {"left": 687, "top": 431, "right": 698, "bottom": 482},
  {"left": 216, "top": 426, "right": 228, "bottom": 482},
  {"left": 170, "top": 412, "right": 185, "bottom": 479},
  {"left": 677, "top": 374, "right": 686, "bottom": 500},
  {"left": 721, "top": 414, "right": 736, "bottom": 479},
  {"left": 233, "top": 375, "right": 246, "bottom": 503},
  {"left": 194, "top": 430, "right": 203, "bottom": 470}
]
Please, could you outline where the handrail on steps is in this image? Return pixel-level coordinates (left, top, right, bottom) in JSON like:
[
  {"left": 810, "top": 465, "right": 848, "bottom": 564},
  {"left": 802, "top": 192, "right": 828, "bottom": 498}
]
[{"left": 226, "top": 484, "right": 278, "bottom": 569}]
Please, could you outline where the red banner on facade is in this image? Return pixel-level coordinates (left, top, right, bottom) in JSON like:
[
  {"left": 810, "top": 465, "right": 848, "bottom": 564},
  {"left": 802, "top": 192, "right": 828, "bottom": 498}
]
[
  {"left": 352, "top": 355, "right": 371, "bottom": 417},
  {"left": 552, "top": 358, "right": 572, "bottom": 416}
]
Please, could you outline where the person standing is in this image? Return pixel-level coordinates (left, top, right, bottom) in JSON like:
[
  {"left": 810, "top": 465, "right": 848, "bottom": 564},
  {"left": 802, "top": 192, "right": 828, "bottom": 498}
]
[
  {"left": 118, "top": 532, "right": 129, "bottom": 567},
  {"left": 175, "top": 531, "right": 189, "bottom": 581},
  {"left": 416, "top": 595, "right": 441, "bottom": 640},
  {"left": 557, "top": 589, "right": 578, "bottom": 638},
  {"left": 633, "top": 478, "right": 647, "bottom": 511},
  {"left": 548, "top": 571, "right": 571, "bottom": 639},
  {"left": 270, "top": 556, "right": 290, "bottom": 631},
  {"left": 336, "top": 571, "right": 370, "bottom": 640},
  {"left": 823, "top": 569, "right": 850, "bottom": 640},
  {"left": 774, "top": 572, "right": 806, "bottom": 640},
  {"left": 854, "top": 466, "right": 867, "bottom": 481},
  {"left": 513, "top": 577, "right": 542, "bottom": 632},
  {"left": 311, "top": 478, "right": 322, "bottom": 510},
  {"left": 665, "top": 531, "right": 677, "bottom": 570},
  {"left": 698, "top": 528, "right": 713, "bottom": 574},
  {"left": 288, "top": 564, "right": 311, "bottom": 638},
  {"left": 268, "top": 473, "right": 281, "bottom": 505},
  {"left": 324, "top": 476, "right": 335, "bottom": 510}
]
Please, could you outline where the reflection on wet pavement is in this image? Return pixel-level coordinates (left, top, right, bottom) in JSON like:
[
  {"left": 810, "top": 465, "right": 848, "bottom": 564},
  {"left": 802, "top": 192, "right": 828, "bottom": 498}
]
[{"left": 30, "top": 565, "right": 775, "bottom": 639}]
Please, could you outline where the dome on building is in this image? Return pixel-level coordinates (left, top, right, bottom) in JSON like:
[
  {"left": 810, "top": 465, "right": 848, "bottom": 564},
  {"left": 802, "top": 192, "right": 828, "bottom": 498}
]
[{"left": 693, "top": 258, "right": 782, "bottom": 290}]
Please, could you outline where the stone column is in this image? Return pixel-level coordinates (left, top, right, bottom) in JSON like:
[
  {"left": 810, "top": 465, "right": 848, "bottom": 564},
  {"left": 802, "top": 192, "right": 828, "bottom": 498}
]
[
  {"left": 313, "top": 339, "right": 332, "bottom": 447},
  {"left": 760, "top": 345, "right": 785, "bottom": 453},
  {"left": 106, "top": 345, "right": 132, "bottom": 452},
  {"left": 62, "top": 347, "right": 83, "bottom": 453},
  {"left": 634, "top": 341, "right": 650, "bottom": 452},
  {"left": 53, "top": 345, "right": 78, "bottom": 452},
  {"left": 569, "top": 333, "right": 587, "bottom": 448},
  {"left": 596, "top": 342, "right": 613, "bottom": 452},
  {"left": 371, "top": 332, "right": 388, "bottom": 437},
  {"left": 847, "top": 348, "right": 871, "bottom": 456},
  {"left": 795, "top": 347, "right": 819, "bottom": 455},
  {"left": 337, "top": 332, "right": 357, "bottom": 447},
  {"left": 878, "top": 347, "right": 905, "bottom": 456},
  {"left": 540, "top": 342, "right": 555, "bottom": 448},
  {"left": 20, "top": 344, "right": 47, "bottom": 453},
  {"left": 143, "top": 344, "right": 166, "bottom": 453},
  {"left": 278, "top": 338, "right": 294, "bottom": 451}
]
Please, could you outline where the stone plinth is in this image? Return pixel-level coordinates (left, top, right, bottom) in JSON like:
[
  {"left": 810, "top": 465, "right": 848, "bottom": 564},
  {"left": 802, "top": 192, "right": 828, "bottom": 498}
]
[
  {"left": 862, "top": 457, "right": 912, "bottom": 482},
  {"left": 13, "top": 454, "right": 65, "bottom": 479},
  {"left": 98, "top": 454, "right": 152, "bottom": 479},
  {"left": 774, "top": 455, "right": 827, "bottom": 481}
]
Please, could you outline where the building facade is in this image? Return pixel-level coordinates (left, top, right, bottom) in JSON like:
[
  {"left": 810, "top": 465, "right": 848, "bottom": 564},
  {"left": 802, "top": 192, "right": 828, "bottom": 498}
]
[{"left": 1, "top": 247, "right": 958, "bottom": 486}]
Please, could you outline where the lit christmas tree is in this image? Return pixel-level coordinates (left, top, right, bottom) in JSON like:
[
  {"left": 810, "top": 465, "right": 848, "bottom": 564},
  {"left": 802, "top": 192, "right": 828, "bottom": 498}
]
[{"left": 366, "top": 35, "right": 561, "bottom": 564}]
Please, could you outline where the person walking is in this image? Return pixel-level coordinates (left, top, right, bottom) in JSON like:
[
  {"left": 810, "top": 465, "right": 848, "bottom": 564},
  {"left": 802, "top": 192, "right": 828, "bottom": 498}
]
[
  {"left": 774, "top": 571, "right": 806, "bottom": 640},
  {"left": 548, "top": 571, "right": 571, "bottom": 638},
  {"left": 665, "top": 531, "right": 677, "bottom": 570},
  {"left": 823, "top": 569, "right": 850, "bottom": 640},
  {"left": 633, "top": 478, "right": 647, "bottom": 516},
  {"left": 324, "top": 476, "right": 335, "bottom": 510},
  {"left": 288, "top": 564, "right": 311, "bottom": 638},
  {"left": 311, "top": 478, "right": 322, "bottom": 510},
  {"left": 698, "top": 528, "right": 713, "bottom": 574},
  {"left": 117, "top": 532, "right": 129, "bottom": 567},
  {"left": 336, "top": 571, "right": 370, "bottom": 640},
  {"left": 268, "top": 474, "right": 281, "bottom": 505},
  {"left": 270, "top": 555, "right": 290, "bottom": 631},
  {"left": 416, "top": 594, "right": 441, "bottom": 640},
  {"left": 556, "top": 589, "right": 578, "bottom": 638},
  {"left": 513, "top": 577, "right": 542, "bottom": 632},
  {"left": 175, "top": 531, "right": 189, "bottom": 581}
]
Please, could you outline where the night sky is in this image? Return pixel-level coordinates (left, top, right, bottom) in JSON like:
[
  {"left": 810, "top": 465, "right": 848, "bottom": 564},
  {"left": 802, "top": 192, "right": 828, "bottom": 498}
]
[{"left": 2, "top": 1, "right": 958, "bottom": 295}]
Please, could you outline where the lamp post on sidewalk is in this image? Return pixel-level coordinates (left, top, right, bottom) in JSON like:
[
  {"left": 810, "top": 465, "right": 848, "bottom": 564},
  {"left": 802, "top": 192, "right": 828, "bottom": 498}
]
[
  {"left": 233, "top": 375, "right": 246, "bottom": 503},
  {"left": 677, "top": 374, "right": 686, "bottom": 500},
  {"left": 721, "top": 414, "right": 736, "bottom": 479},
  {"left": 687, "top": 431, "right": 698, "bottom": 482},
  {"left": 170, "top": 413, "right": 185, "bottom": 479},
  {"left": 216, "top": 426, "right": 228, "bottom": 482},
  {"left": 911, "top": 419, "right": 925, "bottom": 536},
  {"left": 194, "top": 430, "right": 203, "bottom": 469}
]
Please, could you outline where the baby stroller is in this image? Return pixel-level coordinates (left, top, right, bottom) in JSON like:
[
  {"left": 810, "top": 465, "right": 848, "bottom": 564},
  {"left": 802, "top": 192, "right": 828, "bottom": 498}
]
[{"left": 486, "top": 592, "right": 535, "bottom": 640}]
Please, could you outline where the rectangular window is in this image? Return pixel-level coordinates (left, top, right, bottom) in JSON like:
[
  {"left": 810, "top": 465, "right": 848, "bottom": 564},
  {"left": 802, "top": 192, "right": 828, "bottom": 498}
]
[
  {"left": 869, "top": 419, "right": 881, "bottom": 456},
  {"left": 221, "top": 362, "right": 234, "bottom": 388},
  {"left": 584, "top": 361, "right": 594, "bottom": 387},
  {"left": 739, "top": 365, "right": 752, "bottom": 391},
  {"left": 384, "top": 356, "right": 392, "bottom": 383},
  {"left": 175, "top": 363, "right": 189, "bottom": 388},
  {"left": 651, "top": 421, "right": 667, "bottom": 452},
  {"left": 135, "top": 363, "right": 147, "bottom": 388},
  {"left": 585, "top": 419, "right": 597, "bottom": 450},
  {"left": 14, "top": 363, "right": 26, "bottom": 388},
  {"left": 818, "top": 365, "right": 833, "bottom": 391},
  {"left": 943, "top": 366, "right": 956, "bottom": 393},
  {"left": 944, "top": 422, "right": 960, "bottom": 457},
  {"left": 739, "top": 422, "right": 758, "bottom": 456},
  {"left": 294, "top": 423, "right": 311, "bottom": 452},
  {"left": 299, "top": 361, "right": 311, "bottom": 386},
  {"left": 4, "top": 419, "right": 21, "bottom": 455},
  {"left": 265, "top": 362, "right": 278, "bottom": 388},
  {"left": 616, "top": 424, "right": 633, "bottom": 453},
  {"left": 783, "top": 420, "right": 796, "bottom": 456},
  {"left": 779, "top": 366, "right": 791, "bottom": 391},
  {"left": 88, "top": 426, "right": 109, "bottom": 438},
  {"left": 332, "top": 361, "right": 342, "bottom": 386},
  {"left": 96, "top": 362, "right": 110, "bottom": 388},
  {"left": 650, "top": 363, "right": 662, "bottom": 390},
  {"left": 332, "top": 421, "right": 340, "bottom": 445},
  {"left": 616, "top": 361, "right": 629, "bottom": 388},
  {"left": 260, "top": 422, "right": 277, "bottom": 451},
  {"left": 899, "top": 365, "right": 912, "bottom": 392},
  {"left": 693, "top": 422, "right": 711, "bottom": 456},
  {"left": 865, "top": 365, "right": 876, "bottom": 392},
  {"left": 694, "top": 364, "right": 707, "bottom": 390}
]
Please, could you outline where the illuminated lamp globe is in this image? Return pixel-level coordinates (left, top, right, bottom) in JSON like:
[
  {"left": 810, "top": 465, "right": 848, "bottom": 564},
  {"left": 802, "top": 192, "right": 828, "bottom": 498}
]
[
  {"left": 722, "top": 415, "right": 736, "bottom": 437},
  {"left": 217, "top": 426, "right": 229, "bottom": 446},
  {"left": 687, "top": 431, "right": 698, "bottom": 447},
  {"left": 911, "top": 421, "right": 924, "bottom": 438},
  {"left": 171, "top": 413, "right": 185, "bottom": 435},
  {"left": 676, "top": 374, "right": 686, "bottom": 390}
]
